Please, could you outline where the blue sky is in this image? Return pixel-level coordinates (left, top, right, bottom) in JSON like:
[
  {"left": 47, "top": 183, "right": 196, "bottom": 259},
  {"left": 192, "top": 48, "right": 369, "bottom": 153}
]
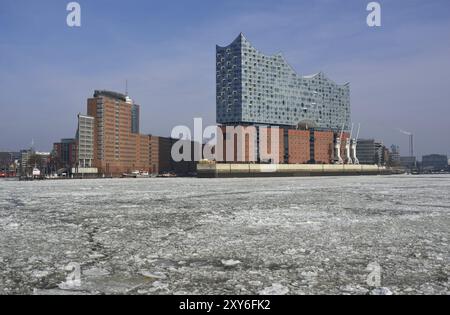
[{"left": 1, "top": 0, "right": 450, "bottom": 158}]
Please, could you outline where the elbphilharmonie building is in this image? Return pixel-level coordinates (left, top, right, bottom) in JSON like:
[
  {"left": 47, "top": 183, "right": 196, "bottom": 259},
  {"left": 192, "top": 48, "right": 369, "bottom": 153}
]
[{"left": 216, "top": 33, "right": 351, "bottom": 131}]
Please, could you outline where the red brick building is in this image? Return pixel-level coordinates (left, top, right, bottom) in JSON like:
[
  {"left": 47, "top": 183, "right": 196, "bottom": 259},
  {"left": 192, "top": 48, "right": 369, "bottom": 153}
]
[
  {"left": 52, "top": 138, "right": 78, "bottom": 169},
  {"left": 288, "top": 130, "right": 310, "bottom": 164},
  {"left": 218, "top": 126, "right": 284, "bottom": 163},
  {"left": 87, "top": 91, "right": 150, "bottom": 176},
  {"left": 259, "top": 127, "right": 284, "bottom": 164},
  {"left": 314, "top": 131, "right": 334, "bottom": 164},
  {"left": 149, "top": 135, "right": 198, "bottom": 176},
  {"left": 217, "top": 126, "right": 351, "bottom": 165},
  {"left": 219, "top": 126, "right": 256, "bottom": 163}
]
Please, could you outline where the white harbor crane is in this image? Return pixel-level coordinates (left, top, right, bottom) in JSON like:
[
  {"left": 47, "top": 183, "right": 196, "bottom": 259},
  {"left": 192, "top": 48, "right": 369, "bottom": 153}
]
[
  {"left": 334, "top": 123, "right": 345, "bottom": 164},
  {"left": 345, "top": 123, "right": 354, "bottom": 164},
  {"left": 351, "top": 123, "right": 361, "bottom": 165}
]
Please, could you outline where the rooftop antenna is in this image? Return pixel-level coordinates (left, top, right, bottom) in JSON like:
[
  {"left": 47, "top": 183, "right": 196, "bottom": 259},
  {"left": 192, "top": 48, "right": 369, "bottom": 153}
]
[{"left": 125, "top": 79, "right": 128, "bottom": 96}]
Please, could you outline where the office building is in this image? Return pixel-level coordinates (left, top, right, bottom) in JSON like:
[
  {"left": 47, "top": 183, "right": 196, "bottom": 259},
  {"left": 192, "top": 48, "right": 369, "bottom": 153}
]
[
  {"left": 389, "top": 145, "right": 401, "bottom": 166},
  {"left": 131, "top": 104, "right": 140, "bottom": 134},
  {"left": 76, "top": 114, "right": 95, "bottom": 168},
  {"left": 149, "top": 135, "right": 197, "bottom": 176},
  {"left": 71, "top": 114, "right": 98, "bottom": 176},
  {"left": 0, "top": 152, "right": 20, "bottom": 176},
  {"left": 53, "top": 138, "right": 77, "bottom": 169},
  {"left": 19, "top": 150, "right": 50, "bottom": 176},
  {"left": 422, "top": 154, "right": 448, "bottom": 172},
  {"left": 356, "top": 139, "right": 385, "bottom": 165},
  {"left": 20, "top": 149, "right": 31, "bottom": 175},
  {"left": 400, "top": 156, "right": 417, "bottom": 170},
  {"left": 0, "top": 152, "right": 12, "bottom": 169},
  {"left": 87, "top": 90, "right": 150, "bottom": 176}
]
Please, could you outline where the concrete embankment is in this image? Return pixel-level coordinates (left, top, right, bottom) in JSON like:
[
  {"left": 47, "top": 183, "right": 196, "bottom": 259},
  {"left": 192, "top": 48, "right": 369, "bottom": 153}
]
[{"left": 197, "top": 163, "right": 391, "bottom": 178}]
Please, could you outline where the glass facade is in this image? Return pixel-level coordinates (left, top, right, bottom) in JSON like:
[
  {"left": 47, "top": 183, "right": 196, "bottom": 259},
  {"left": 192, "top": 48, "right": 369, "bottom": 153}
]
[
  {"left": 131, "top": 104, "right": 140, "bottom": 134},
  {"left": 216, "top": 34, "right": 351, "bottom": 131}
]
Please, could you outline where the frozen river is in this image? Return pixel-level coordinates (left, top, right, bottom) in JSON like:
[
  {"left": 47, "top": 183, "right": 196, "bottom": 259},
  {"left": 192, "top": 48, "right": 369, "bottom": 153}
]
[{"left": 0, "top": 175, "right": 449, "bottom": 295}]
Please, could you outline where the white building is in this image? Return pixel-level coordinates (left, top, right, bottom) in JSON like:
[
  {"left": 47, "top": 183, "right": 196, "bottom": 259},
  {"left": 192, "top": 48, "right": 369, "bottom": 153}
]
[{"left": 73, "top": 114, "right": 97, "bottom": 174}]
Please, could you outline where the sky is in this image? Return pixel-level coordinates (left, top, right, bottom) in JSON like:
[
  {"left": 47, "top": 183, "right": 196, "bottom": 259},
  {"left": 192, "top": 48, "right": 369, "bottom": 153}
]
[{"left": 1, "top": 0, "right": 450, "bottom": 158}]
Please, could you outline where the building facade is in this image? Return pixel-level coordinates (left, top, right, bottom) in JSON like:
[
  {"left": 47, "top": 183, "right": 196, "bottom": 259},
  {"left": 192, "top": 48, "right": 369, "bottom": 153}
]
[
  {"left": 287, "top": 130, "right": 310, "bottom": 164},
  {"left": 19, "top": 150, "right": 50, "bottom": 176},
  {"left": 74, "top": 114, "right": 97, "bottom": 176},
  {"left": 131, "top": 104, "right": 140, "bottom": 134},
  {"left": 215, "top": 34, "right": 354, "bottom": 165},
  {"left": 400, "top": 156, "right": 417, "bottom": 170},
  {"left": 389, "top": 145, "right": 401, "bottom": 166},
  {"left": 53, "top": 138, "right": 77, "bottom": 170},
  {"left": 422, "top": 154, "right": 448, "bottom": 171},
  {"left": 217, "top": 125, "right": 349, "bottom": 165},
  {"left": 216, "top": 33, "right": 351, "bottom": 131},
  {"left": 356, "top": 139, "right": 385, "bottom": 165},
  {"left": 76, "top": 114, "right": 94, "bottom": 168},
  {"left": 87, "top": 90, "right": 150, "bottom": 176},
  {"left": 0, "top": 152, "right": 20, "bottom": 176},
  {"left": 149, "top": 135, "right": 197, "bottom": 176}
]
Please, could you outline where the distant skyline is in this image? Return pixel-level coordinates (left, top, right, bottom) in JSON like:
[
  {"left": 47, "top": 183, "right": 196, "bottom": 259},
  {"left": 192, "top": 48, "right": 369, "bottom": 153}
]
[{"left": 1, "top": 0, "right": 450, "bottom": 157}]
